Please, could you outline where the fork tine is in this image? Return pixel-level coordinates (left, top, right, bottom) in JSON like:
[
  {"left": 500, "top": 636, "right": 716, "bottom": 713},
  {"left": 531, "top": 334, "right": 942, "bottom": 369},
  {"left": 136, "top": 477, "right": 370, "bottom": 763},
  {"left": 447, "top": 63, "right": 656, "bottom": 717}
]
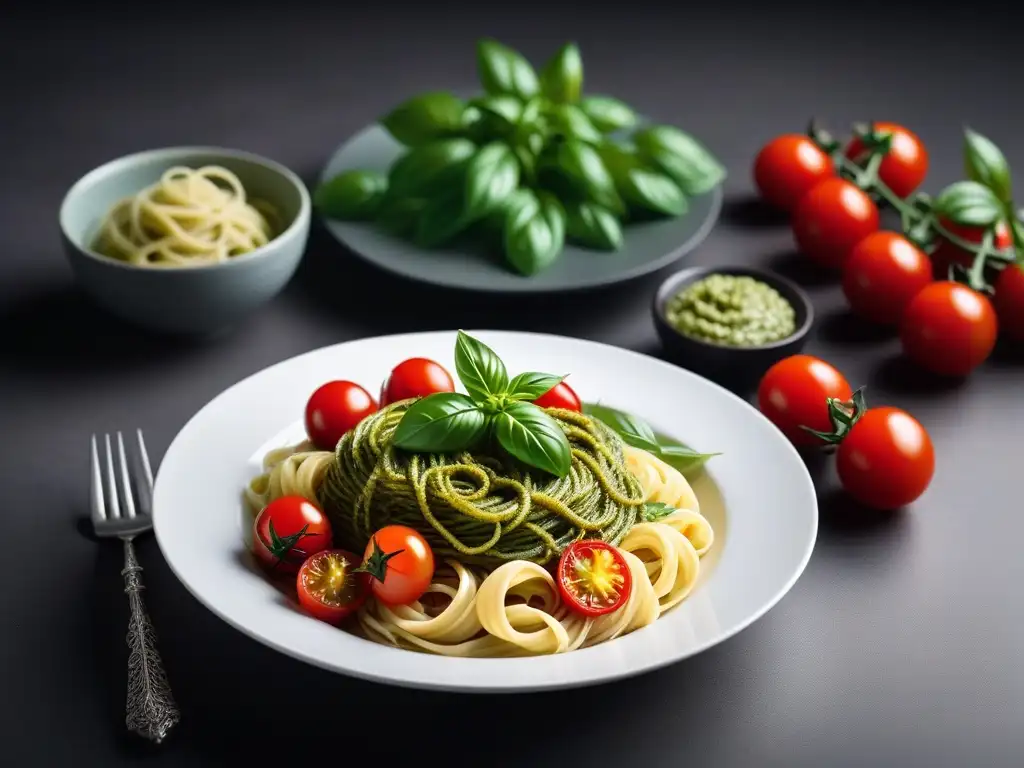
[
  {"left": 117, "top": 431, "right": 137, "bottom": 519},
  {"left": 136, "top": 429, "right": 154, "bottom": 516},
  {"left": 90, "top": 435, "right": 106, "bottom": 523},
  {"left": 104, "top": 433, "right": 121, "bottom": 519},
  {"left": 137, "top": 429, "right": 154, "bottom": 492}
]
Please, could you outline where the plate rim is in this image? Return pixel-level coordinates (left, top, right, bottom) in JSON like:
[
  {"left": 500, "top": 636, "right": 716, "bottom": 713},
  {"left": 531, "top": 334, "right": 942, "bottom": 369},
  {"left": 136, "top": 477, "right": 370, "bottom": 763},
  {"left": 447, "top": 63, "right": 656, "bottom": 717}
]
[
  {"left": 153, "top": 330, "right": 817, "bottom": 692},
  {"left": 317, "top": 124, "right": 724, "bottom": 294}
]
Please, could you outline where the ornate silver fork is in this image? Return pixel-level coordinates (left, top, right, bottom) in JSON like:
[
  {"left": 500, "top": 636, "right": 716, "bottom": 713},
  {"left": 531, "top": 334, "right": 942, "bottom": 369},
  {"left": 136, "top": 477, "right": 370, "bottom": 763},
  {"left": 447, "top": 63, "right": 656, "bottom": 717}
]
[{"left": 90, "top": 430, "right": 180, "bottom": 744}]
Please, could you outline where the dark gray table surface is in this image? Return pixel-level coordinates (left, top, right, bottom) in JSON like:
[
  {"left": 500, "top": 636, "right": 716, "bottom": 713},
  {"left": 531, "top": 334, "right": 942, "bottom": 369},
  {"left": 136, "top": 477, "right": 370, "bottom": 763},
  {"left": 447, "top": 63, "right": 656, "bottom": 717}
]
[{"left": 4, "top": 3, "right": 1023, "bottom": 765}]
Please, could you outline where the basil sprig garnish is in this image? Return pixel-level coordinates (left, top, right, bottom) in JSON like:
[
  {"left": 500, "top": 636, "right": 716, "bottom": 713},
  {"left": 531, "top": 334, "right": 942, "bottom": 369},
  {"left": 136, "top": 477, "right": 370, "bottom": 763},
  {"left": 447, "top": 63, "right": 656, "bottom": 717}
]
[
  {"left": 582, "top": 402, "right": 719, "bottom": 477},
  {"left": 392, "top": 331, "right": 571, "bottom": 477}
]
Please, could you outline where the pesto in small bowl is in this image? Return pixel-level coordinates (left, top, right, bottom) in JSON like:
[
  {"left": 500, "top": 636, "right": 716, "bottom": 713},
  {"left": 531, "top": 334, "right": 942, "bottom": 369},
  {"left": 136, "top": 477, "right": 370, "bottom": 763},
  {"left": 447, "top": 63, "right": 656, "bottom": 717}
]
[{"left": 665, "top": 273, "right": 797, "bottom": 347}]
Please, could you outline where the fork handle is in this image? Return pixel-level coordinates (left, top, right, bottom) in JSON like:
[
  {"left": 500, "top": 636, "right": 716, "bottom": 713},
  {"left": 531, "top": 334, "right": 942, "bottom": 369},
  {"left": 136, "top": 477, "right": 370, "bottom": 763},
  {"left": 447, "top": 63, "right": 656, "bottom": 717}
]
[{"left": 121, "top": 537, "right": 180, "bottom": 743}]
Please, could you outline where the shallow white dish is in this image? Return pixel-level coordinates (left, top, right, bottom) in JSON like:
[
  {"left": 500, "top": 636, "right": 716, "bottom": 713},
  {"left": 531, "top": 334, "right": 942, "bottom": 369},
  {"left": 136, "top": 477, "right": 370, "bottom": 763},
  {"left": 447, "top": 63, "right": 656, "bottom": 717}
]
[{"left": 153, "top": 330, "right": 817, "bottom": 692}]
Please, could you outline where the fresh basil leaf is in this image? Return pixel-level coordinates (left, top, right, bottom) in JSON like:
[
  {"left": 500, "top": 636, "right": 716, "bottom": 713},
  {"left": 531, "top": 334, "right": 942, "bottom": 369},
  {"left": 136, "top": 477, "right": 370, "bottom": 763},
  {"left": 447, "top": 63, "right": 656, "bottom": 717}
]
[
  {"left": 392, "top": 393, "right": 488, "bottom": 453},
  {"left": 579, "top": 96, "right": 637, "bottom": 133},
  {"left": 376, "top": 196, "right": 426, "bottom": 237},
  {"left": 657, "top": 444, "right": 721, "bottom": 475},
  {"left": 380, "top": 91, "right": 465, "bottom": 147},
  {"left": 513, "top": 144, "right": 537, "bottom": 184},
  {"left": 455, "top": 330, "right": 509, "bottom": 401},
  {"left": 503, "top": 190, "right": 566, "bottom": 276},
  {"left": 477, "top": 38, "right": 540, "bottom": 99},
  {"left": 387, "top": 139, "right": 476, "bottom": 199},
  {"left": 470, "top": 94, "right": 523, "bottom": 127},
  {"left": 549, "top": 139, "right": 625, "bottom": 215},
  {"left": 414, "top": 189, "right": 469, "bottom": 248},
  {"left": 539, "top": 43, "right": 583, "bottom": 104},
  {"left": 934, "top": 181, "right": 1004, "bottom": 228},
  {"left": 964, "top": 128, "right": 1012, "bottom": 204},
  {"left": 620, "top": 167, "right": 687, "bottom": 217},
  {"left": 544, "top": 103, "right": 602, "bottom": 144},
  {"left": 506, "top": 372, "right": 565, "bottom": 401},
  {"left": 494, "top": 401, "right": 572, "bottom": 477},
  {"left": 463, "top": 142, "right": 520, "bottom": 222},
  {"left": 634, "top": 126, "right": 726, "bottom": 195},
  {"left": 314, "top": 170, "right": 387, "bottom": 220},
  {"left": 642, "top": 502, "right": 677, "bottom": 522},
  {"left": 583, "top": 403, "right": 659, "bottom": 450},
  {"left": 564, "top": 201, "right": 623, "bottom": 251}
]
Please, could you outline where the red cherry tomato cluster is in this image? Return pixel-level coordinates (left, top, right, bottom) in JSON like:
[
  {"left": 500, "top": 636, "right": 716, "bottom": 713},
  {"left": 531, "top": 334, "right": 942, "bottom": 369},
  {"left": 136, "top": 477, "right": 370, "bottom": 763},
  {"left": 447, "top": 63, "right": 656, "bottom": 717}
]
[{"left": 757, "top": 356, "right": 935, "bottom": 510}]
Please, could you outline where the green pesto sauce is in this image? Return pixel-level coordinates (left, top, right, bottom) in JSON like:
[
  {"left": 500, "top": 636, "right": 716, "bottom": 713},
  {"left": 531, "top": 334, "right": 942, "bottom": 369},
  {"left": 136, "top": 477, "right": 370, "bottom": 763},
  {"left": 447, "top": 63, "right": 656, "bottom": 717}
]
[{"left": 666, "top": 274, "right": 797, "bottom": 347}]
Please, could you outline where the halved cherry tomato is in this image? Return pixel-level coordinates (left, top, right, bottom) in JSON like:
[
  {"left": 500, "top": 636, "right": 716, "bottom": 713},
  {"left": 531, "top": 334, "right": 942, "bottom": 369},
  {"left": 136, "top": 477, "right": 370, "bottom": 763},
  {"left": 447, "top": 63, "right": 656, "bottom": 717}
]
[
  {"left": 253, "top": 496, "right": 333, "bottom": 574},
  {"left": 993, "top": 264, "right": 1024, "bottom": 341},
  {"left": 792, "top": 178, "right": 880, "bottom": 268},
  {"left": 532, "top": 381, "right": 582, "bottom": 411},
  {"left": 296, "top": 549, "right": 371, "bottom": 624},
  {"left": 900, "top": 281, "right": 997, "bottom": 376},
  {"left": 844, "top": 122, "right": 928, "bottom": 198},
  {"left": 837, "top": 407, "right": 934, "bottom": 510},
  {"left": 757, "top": 355, "right": 853, "bottom": 447},
  {"left": 380, "top": 358, "right": 455, "bottom": 407},
  {"left": 930, "top": 219, "right": 1012, "bottom": 278},
  {"left": 753, "top": 134, "right": 835, "bottom": 211},
  {"left": 556, "top": 540, "right": 632, "bottom": 617},
  {"left": 305, "top": 380, "right": 378, "bottom": 450},
  {"left": 842, "top": 232, "right": 933, "bottom": 325},
  {"left": 361, "top": 525, "right": 435, "bottom": 606}
]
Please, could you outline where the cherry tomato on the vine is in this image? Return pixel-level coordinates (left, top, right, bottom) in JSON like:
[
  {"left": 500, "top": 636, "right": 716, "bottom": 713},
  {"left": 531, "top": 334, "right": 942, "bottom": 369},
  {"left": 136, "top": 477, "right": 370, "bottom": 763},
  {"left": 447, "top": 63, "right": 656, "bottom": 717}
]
[
  {"left": 253, "top": 496, "right": 333, "bottom": 574},
  {"left": 380, "top": 357, "right": 455, "bottom": 407},
  {"left": 930, "top": 219, "right": 1013, "bottom": 278},
  {"left": 842, "top": 232, "right": 933, "bottom": 326},
  {"left": 792, "top": 178, "right": 880, "bottom": 268},
  {"left": 757, "top": 355, "right": 853, "bottom": 447},
  {"left": 556, "top": 540, "right": 632, "bottom": 617},
  {"left": 362, "top": 525, "right": 435, "bottom": 606},
  {"left": 993, "top": 264, "right": 1024, "bottom": 342},
  {"left": 900, "top": 281, "right": 997, "bottom": 376},
  {"left": 844, "top": 122, "right": 928, "bottom": 199},
  {"left": 753, "top": 134, "right": 835, "bottom": 211},
  {"left": 305, "top": 380, "right": 378, "bottom": 451},
  {"left": 296, "top": 549, "right": 371, "bottom": 624},
  {"left": 532, "top": 381, "right": 582, "bottom": 412},
  {"left": 837, "top": 407, "right": 934, "bottom": 510}
]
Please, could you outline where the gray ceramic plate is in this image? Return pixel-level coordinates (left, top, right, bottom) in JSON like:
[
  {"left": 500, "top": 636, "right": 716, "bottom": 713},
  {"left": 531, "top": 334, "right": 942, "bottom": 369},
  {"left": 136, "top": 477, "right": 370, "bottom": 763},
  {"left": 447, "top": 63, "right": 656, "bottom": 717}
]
[{"left": 319, "top": 125, "right": 723, "bottom": 293}]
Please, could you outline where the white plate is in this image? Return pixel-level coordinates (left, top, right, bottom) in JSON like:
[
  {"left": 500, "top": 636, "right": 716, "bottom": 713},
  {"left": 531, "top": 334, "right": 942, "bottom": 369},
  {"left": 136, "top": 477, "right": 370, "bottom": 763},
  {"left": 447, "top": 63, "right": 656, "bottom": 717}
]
[{"left": 153, "top": 331, "right": 817, "bottom": 692}]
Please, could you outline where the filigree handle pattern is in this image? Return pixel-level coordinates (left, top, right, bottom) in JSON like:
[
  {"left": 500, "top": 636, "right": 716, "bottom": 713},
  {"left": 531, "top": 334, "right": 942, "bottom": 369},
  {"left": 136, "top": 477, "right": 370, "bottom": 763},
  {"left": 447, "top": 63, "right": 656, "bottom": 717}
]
[{"left": 122, "top": 538, "right": 180, "bottom": 743}]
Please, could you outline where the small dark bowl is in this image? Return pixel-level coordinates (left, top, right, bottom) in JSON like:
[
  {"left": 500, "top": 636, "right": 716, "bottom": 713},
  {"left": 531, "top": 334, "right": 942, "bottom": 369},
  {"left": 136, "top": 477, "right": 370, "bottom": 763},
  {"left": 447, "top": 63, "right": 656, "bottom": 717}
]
[{"left": 652, "top": 265, "right": 814, "bottom": 388}]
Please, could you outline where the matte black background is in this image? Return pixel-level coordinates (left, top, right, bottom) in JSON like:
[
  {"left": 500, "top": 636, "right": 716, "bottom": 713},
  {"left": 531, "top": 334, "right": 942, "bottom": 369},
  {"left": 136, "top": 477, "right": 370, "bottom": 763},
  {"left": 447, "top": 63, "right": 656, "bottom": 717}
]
[{"left": 3, "top": 2, "right": 1023, "bottom": 765}]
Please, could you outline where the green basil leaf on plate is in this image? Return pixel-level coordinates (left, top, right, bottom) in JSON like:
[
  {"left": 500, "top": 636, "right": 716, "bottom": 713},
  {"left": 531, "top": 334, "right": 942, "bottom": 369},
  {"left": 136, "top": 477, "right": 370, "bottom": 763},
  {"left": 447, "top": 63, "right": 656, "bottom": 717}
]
[
  {"left": 552, "top": 139, "right": 624, "bottom": 215},
  {"left": 564, "top": 201, "right": 623, "bottom": 251},
  {"left": 376, "top": 196, "right": 426, "bottom": 237},
  {"left": 642, "top": 502, "right": 677, "bottom": 521},
  {"left": 544, "top": 103, "right": 602, "bottom": 144},
  {"left": 579, "top": 96, "right": 637, "bottom": 133},
  {"left": 380, "top": 91, "right": 465, "bottom": 147},
  {"left": 964, "top": 128, "right": 1012, "bottom": 204},
  {"left": 657, "top": 444, "right": 721, "bottom": 475},
  {"left": 934, "top": 180, "right": 1004, "bottom": 228},
  {"left": 463, "top": 142, "right": 521, "bottom": 222},
  {"left": 503, "top": 190, "right": 566, "bottom": 276},
  {"left": 583, "top": 403, "right": 659, "bottom": 450},
  {"left": 506, "top": 372, "right": 565, "bottom": 401},
  {"left": 414, "top": 190, "right": 470, "bottom": 248},
  {"left": 634, "top": 125, "right": 726, "bottom": 195},
  {"left": 494, "top": 401, "right": 572, "bottom": 477},
  {"left": 387, "top": 138, "right": 476, "bottom": 198},
  {"left": 455, "top": 330, "right": 509, "bottom": 401},
  {"left": 620, "top": 167, "right": 688, "bottom": 217},
  {"left": 314, "top": 170, "right": 388, "bottom": 220},
  {"left": 477, "top": 38, "right": 540, "bottom": 99},
  {"left": 392, "top": 392, "right": 488, "bottom": 453},
  {"left": 539, "top": 43, "right": 583, "bottom": 104}
]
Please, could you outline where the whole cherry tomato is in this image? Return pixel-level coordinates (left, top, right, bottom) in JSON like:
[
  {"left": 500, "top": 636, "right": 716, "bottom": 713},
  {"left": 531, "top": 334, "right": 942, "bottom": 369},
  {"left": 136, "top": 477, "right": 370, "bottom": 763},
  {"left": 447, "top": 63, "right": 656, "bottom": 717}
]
[
  {"left": 930, "top": 219, "right": 1012, "bottom": 278},
  {"left": 380, "top": 357, "right": 455, "bottom": 407},
  {"left": 753, "top": 134, "right": 835, "bottom": 211},
  {"left": 993, "top": 263, "right": 1024, "bottom": 341},
  {"left": 361, "top": 525, "right": 435, "bottom": 606},
  {"left": 757, "top": 355, "right": 853, "bottom": 447},
  {"left": 844, "top": 122, "right": 928, "bottom": 199},
  {"left": 792, "top": 178, "right": 880, "bottom": 268},
  {"left": 252, "top": 496, "right": 333, "bottom": 574},
  {"left": 837, "top": 406, "right": 934, "bottom": 510},
  {"left": 842, "top": 232, "right": 933, "bottom": 325},
  {"left": 900, "top": 281, "right": 997, "bottom": 376},
  {"left": 305, "top": 381, "right": 378, "bottom": 450},
  {"left": 533, "top": 381, "right": 582, "bottom": 411}
]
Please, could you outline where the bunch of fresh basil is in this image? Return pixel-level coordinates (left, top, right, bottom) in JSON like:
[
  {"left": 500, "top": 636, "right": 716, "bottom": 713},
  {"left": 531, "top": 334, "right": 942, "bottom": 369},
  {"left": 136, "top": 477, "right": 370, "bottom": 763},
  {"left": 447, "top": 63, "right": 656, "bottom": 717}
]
[
  {"left": 392, "top": 331, "right": 573, "bottom": 476},
  {"left": 315, "top": 38, "right": 726, "bottom": 277}
]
